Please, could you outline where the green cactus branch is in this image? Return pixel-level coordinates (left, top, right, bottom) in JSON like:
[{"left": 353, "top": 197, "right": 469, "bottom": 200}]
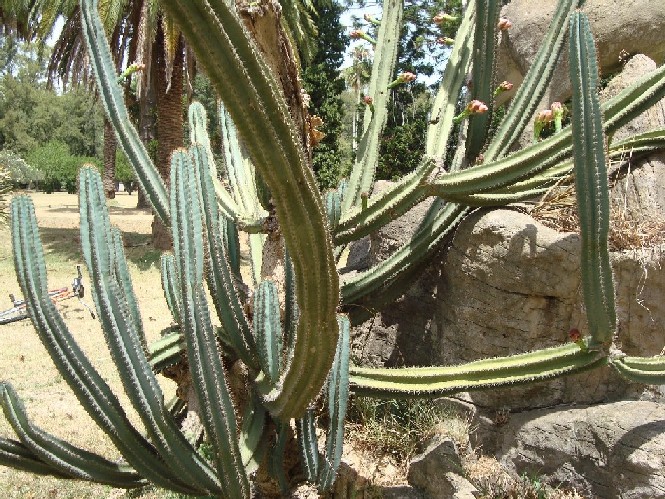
[
  {"left": 342, "top": 0, "right": 404, "bottom": 212},
  {"left": 0, "top": 383, "right": 145, "bottom": 488},
  {"left": 349, "top": 343, "right": 605, "bottom": 397},
  {"left": 0, "top": 438, "right": 71, "bottom": 479},
  {"left": 464, "top": 0, "right": 501, "bottom": 162},
  {"left": 158, "top": 0, "right": 339, "bottom": 419},
  {"left": 80, "top": 0, "right": 170, "bottom": 226},
  {"left": 426, "top": 2, "right": 475, "bottom": 158},
  {"left": 569, "top": 12, "right": 615, "bottom": 346},
  {"left": 484, "top": 0, "right": 580, "bottom": 162},
  {"left": 170, "top": 150, "right": 250, "bottom": 497},
  {"left": 610, "top": 355, "right": 665, "bottom": 384}
]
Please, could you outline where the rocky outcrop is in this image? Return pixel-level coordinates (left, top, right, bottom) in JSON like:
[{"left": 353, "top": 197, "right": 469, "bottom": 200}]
[
  {"left": 497, "top": 1, "right": 665, "bottom": 105},
  {"left": 493, "top": 401, "right": 665, "bottom": 499}
]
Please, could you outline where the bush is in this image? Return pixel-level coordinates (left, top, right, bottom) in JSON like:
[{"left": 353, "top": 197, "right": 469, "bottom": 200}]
[
  {"left": 27, "top": 141, "right": 100, "bottom": 193},
  {"left": 0, "top": 150, "right": 43, "bottom": 188}
]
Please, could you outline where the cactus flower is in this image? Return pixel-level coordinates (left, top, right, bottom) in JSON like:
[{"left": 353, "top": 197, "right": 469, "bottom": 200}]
[
  {"left": 497, "top": 17, "right": 513, "bottom": 30},
  {"left": 363, "top": 13, "right": 381, "bottom": 26},
  {"left": 494, "top": 80, "right": 514, "bottom": 97},
  {"left": 350, "top": 30, "right": 377, "bottom": 45},
  {"left": 387, "top": 72, "right": 417, "bottom": 89},
  {"left": 453, "top": 100, "right": 488, "bottom": 123},
  {"left": 363, "top": 95, "right": 375, "bottom": 114},
  {"left": 551, "top": 101, "right": 566, "bottom": 132},
  {"left": 437, "top": 37, "right": 455, "bottom": 46},
  {"left": 533, "top": 109, "right": 554, "bottom": 141},
  {"left": 433, "top": 12, "right": 457, "bottom": 25},
  {"left": 569, "top": 328, "right": 581, "bottom": 342},
  {"left": 117, "top": 62, "right": 145, "bottom": 82}
]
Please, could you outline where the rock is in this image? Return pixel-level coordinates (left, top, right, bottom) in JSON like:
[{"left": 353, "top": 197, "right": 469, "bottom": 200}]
[
  {"left": 408, "top": 436, "right": 477, "bottom": 499},
  {"left": 436, "top": 208, "right": 665, "bottom": 409},
  {"left": 610, "top": 152, "right": 665, "bottom": 226},
  {"left": 498, "top": 1, "right": 665, "bottom": 105},
  {"left": 493, "top": 401, "right": 665, "bottom": 499}
]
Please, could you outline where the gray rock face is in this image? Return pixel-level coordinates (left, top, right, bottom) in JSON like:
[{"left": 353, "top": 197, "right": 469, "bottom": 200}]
[
  {"left": 494, "top": 401, "right": 665, "bottom": 499},
  {"left": 407, "top": 436, "right": 477, "bottom": 499},
  {"left": 498, "top": 1, "right": 665, "bottom": 104}
]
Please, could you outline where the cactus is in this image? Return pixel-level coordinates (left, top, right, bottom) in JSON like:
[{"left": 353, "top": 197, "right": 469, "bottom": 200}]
[{"left": 3, "top": 0, "right": 665, "bottom": 495}]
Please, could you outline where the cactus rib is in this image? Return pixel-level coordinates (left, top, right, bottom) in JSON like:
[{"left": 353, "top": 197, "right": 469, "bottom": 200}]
[
  {"left": 0, "top": 438, "right": 70, "bottom": 478},
  {"left": 610, "top": 356, "right": 665, "bottom": 384}
]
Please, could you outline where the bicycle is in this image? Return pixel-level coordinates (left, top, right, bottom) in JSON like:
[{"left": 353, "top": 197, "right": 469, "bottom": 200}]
[{"left": 0, "top": 265, "right": 96, "bottom": 325}]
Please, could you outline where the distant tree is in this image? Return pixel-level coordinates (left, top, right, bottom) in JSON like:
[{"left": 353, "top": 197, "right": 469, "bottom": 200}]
[
  {"left": 0, "top": 149, "right": 43, "bottom": 188},
  {"left": 301, "top": 0, "right": 348, "bottom": 189}
]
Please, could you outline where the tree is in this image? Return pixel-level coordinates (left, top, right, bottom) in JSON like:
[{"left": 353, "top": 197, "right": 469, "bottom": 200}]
[{"left": 301, "top": 0, "right": 348, "bottom": 189}]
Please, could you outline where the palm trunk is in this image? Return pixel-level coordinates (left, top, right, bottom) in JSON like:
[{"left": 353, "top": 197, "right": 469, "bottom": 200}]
[
  {"left": 151, "top": 25, "right": 184, "bottom": 250},
  {"left": 102, "top": 117, "right": 116, "bottom": 199}
]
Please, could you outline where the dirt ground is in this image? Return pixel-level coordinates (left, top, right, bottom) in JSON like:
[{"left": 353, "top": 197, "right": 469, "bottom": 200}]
[{"left": 0, "top": 191, "right": 175, "bottom": 498}]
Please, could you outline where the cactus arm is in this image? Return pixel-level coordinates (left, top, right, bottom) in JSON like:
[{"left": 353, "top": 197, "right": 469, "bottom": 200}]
[
  {"left": 349, "top": 343, "right": 605, "bottom": 396},
  {"left": 342, "top": 0, "right": 403, "bottom": 213},
  {"left": 296, "top": 409, "right": 320, "bottom": 482},
  {"left": 254, "top": 280, "right": 284, "bottom": 384},
  {"left": 610, "top": 356, "right": 665, "bottom": 384},
  {"left": 335, "top": 158, "right": 438, "bottom": 245},
  {"left": 484, "top": 0, "right": 580, "bottom": 162},
  {"left": 188, "top": 102, "right": 243, "bottom": 221},
  {"left": 161, "top": 254, "right": 183, "bottom": 324},
  {"left": 79, "top": 167, "right": 225, "bottom": 493},
  {"left": 426, "top": 3, "right": 475, "bottom": 158},
  {"left": 446, "top": 188, "right": 551, "bottom": 207},
  {"left": 0, "top": 439, "right": 71, "bottom": 478},
  {"left": 195, "top": 145, "right": 258, "bottom": 368},
  {"left": 429, "top": 131, "right": 573, "bottom": 198},
  {"left": 464, "top": 0, "right": 501, "bottom": 162},
  {"left": 317, "top": 315, "right": 351, "bottom": 492},
  {"left": 148, "top": 328, "right": 185, "bottom": 373},
  {"left": 80, "top": 0, "right": 169, "bottom": 225},
  {"left": 569, "top": 12, "right": 615, "bottom": 346},
  {"left": 171, "top": 149, "right": 250, "bottom": 498},
  {"left": 609, "top": 128, "right": 665, "bottom": 158},
  {"left": 249, "top": 233, "right": 265, "bottom": 288},
  {"left": 269, "top": 422, "right": 291, "bottom": 495},
  {"left": 10, "top": 196, "right": 196, "bottom": 494},
  {"left": 0, "top": 383, "right": 145, "bottom": 488},
  {"left": 161, "top": 0, "right": 339, "bottom": 419},
  {"left": 239, "top": 394, "right": 267, "bottom": 474},
  {"left": 341, "top": 203, "right": 469, "bottom": 305}
]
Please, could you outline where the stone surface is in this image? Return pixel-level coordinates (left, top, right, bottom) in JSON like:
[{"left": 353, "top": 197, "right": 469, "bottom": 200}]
[
  {"left": 498, "top": 1, "right": 665, "bottom": 105},
  {"left": 407, "top": 436, "right": 477, "bottom": 499},
  {"left": 493, "top": 401, "right": 665, "bottom": 499},
  {"left": 610, "top": 152, "right": 665, "bottom": 226}
]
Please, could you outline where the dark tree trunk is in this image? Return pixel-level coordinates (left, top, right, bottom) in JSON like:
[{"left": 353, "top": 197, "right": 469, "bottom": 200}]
[
  {"left": 102, "top": 117, "right": 116, "bottom": 199},
  {"left": 151, "top": 24, "right": 184, "bottom": 250},
  {"left": 137, "top": 59, "right": 157, "bottom": 210}
]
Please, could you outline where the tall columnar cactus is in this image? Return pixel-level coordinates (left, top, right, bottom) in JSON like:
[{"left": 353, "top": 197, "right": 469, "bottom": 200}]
[{"left": 3, "top": 0, "right": 665, "bottom": 495}]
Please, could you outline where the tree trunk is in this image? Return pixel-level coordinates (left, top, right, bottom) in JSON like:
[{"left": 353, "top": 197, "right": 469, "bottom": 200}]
[
  {"left": 137, "top": 57, "right": 157, "bottom": 210},
  {"left": 151, "top": 24, "right": 184, "bottom": 250},
  {"left": 102, "top": 118, "right": 116, "bottom": 199}
]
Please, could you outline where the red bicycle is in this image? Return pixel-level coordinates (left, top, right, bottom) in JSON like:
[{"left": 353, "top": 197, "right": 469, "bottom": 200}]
[{"left": 0, "top": 265, "right": 95, "bottom": 325}]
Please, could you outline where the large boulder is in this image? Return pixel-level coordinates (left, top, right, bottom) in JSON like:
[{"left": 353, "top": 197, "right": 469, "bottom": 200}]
[
  {"left": 492, "top": 401, "right": 665, "bottom": 499},
  {"left": 498, "top": 1, "right": 665, "bottom": 104}
]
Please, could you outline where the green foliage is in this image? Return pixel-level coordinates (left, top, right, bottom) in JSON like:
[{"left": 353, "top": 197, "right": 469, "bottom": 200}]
[
  {"left": 302, "top": 0, "right": 349, "bottom": 189},
  {"left": 27, "top": 141, "right": 100, "bottom": 193}
]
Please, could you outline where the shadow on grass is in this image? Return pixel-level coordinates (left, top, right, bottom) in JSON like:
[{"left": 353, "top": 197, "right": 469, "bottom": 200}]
[{"left": 38, "top": 227, "right": 162, "bottom": 271}]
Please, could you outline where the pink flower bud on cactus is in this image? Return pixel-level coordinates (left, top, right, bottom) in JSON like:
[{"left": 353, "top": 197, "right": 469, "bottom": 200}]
[
  {"left": 350, "top": 30, "right": 363, "bottom": 39},
  {"left": 363, "top": 96, "right": 373, "bottom": 105},
  {"left": 363, "top": 13, "right": 372, "bottom": 22},
  {"left": 497, "top": 17, "right": 513, "bottom": 30},
  {"left": 399, "top": 72, "right": 417, "bottom": 83},
  {"left": 569, "top": 328, "right": 581, "bottom": 342},
  {"left": 433, "top": 12, "right": 457, "bottom": 24},
  {"left": 467, "top": 100, "right": 488, "bottom": 114},
  {"left": 499, "top": 81, "right": 513, "bottom": 91},
  {"left": 437, "top": 37, "right": 455, "bottom": 46},
  {"left": 535, "top": 109, "right": 554, "bottom": 124}
]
